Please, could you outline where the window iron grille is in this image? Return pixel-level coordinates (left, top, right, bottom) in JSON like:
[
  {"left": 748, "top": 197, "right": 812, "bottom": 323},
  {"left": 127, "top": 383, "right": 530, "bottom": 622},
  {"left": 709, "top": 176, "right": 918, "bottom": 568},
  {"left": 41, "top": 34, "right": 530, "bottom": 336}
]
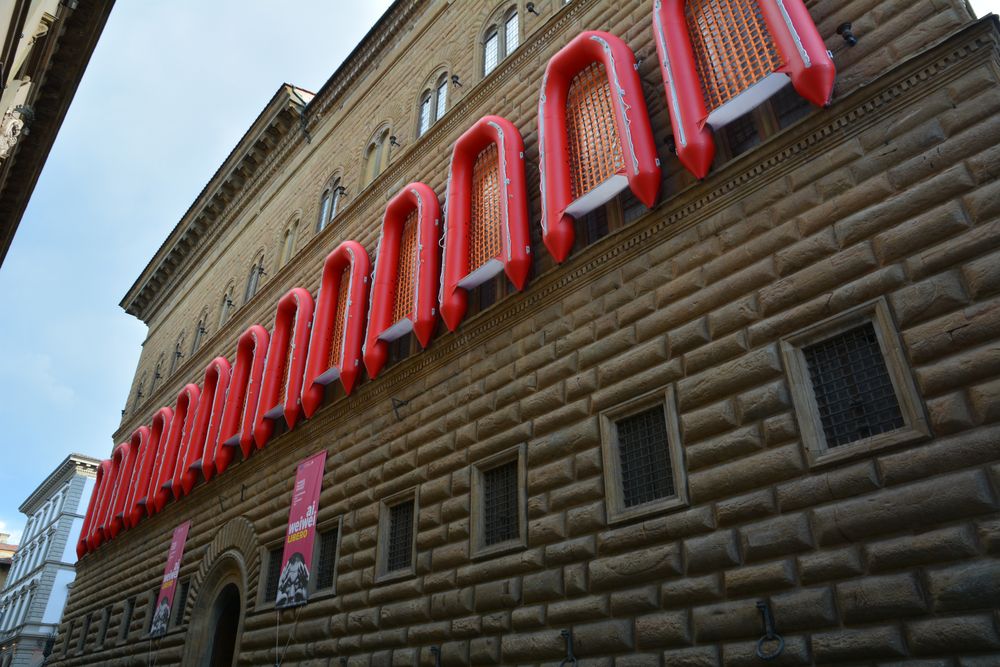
[
  {"left": 173, "top": 580, "right": 189, "bottom": 626},
  {"left": 469, "top": 143, "right": 503, "bottom": 274},
  {"left": 386, "top": 500, "right": 414, "bottom": 573},
  {"left": 616, "top": 406, "right": 674, "bottom": 508},
  {"left": 483, "top": 460, "right": 519, "bottom": 546},
  {"left": 391, "top": 210, "right": 419, "bottom": 325},
  {"left": 316, "top": 527, "right": 339, "bottom": 590},
  {"left": 264, "top": 547, "right": 282, "bottom": 602},
  {"left": 802, "top": 323, "right": 904, "bottom": 448},
  {"left": 327, "top": 268, "right": 351, "bottom": 370}
]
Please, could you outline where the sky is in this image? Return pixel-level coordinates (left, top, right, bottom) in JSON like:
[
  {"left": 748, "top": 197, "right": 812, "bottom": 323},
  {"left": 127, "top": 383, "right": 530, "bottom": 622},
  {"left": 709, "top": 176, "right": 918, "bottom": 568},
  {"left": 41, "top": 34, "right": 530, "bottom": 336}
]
[
  {"left": 0, "top": 0, "right": 393, "bottom": 544},
  {"left": 0, "top": 0, "right": 997, "bottom": 546}
]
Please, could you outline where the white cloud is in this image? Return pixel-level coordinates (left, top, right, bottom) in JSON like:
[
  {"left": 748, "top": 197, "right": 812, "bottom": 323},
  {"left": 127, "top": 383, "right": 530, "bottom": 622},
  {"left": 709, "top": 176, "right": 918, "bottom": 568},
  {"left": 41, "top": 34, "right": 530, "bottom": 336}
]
[{"left": 0, "top": 520, "right": 23, "bottom": 546}]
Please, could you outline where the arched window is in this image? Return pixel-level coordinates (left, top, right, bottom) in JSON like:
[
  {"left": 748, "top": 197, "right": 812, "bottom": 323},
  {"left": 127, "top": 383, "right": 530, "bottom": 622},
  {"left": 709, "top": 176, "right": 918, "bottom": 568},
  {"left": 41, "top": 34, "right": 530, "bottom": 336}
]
[
  {"left": 363, "top": 129, "right": 392, "bottom": 186},
  {"left": 244, "top": 252, "right": 266, "bottom": 304},
  {"left": 418, "top": 73, "right": 450, "bottom": 137},
  {"left": 280, "top": 219, "right": 300, "bottom": 265},
  {"left": 170, "top": 334, "right": 185, "bottom": 374},
  {"left": 317, "top": 177, "right": 344, "bottom": 232},
  {"left": 191, "top": 310, "right": 208, "bottom": 355},
  {"left": 218, "top": 284, "right": 235, "bottom": 328},
  {"left": 483, "top": 7, "right": 519, "bottom": 76}
]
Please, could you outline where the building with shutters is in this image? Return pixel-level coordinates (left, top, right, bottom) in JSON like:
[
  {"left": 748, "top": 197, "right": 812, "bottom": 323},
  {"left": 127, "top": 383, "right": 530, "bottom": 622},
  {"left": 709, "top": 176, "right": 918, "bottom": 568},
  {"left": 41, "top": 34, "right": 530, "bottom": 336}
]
[
  {"left": 0, "top": 454, "right": 99, "bottom": 667},
  {"left": 53, "top": 0, "right": 1000, "bottom": 665}
]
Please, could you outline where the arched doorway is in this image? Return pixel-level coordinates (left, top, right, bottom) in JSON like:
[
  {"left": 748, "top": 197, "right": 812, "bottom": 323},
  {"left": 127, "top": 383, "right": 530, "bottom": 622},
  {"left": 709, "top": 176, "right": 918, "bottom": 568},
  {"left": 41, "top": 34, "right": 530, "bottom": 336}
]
[
  {"left": 183, "top": 549, "right": 248, "bottom": 667},
  {"left": 207, "top": 583, "right": 241, "bottom": 667}
]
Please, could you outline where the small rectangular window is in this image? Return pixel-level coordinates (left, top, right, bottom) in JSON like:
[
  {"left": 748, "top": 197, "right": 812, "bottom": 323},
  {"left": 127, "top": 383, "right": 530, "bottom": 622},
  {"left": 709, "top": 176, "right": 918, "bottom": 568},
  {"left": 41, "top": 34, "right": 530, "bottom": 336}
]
[
  {"left": 471, "top": 445, "right": 527, "bottom": 558},
  {"left": 146, "top": 587, "right": 158, "bottom": 634},
  {"left": 600, "top": 388, "right": 688, "bottom": 523},
  {"left": 315, "top": 525, "right": 340, "bottom": 591},
  {"left": 98, "top": 605, "right": 112, "bottom": 646},
  {"left": 378, "top": 491, "right": 417, "bottom": 581},
  {"left": 173, "top": 579, "right": 190, "bottom": 627},
  {"left": 64, "top": 620, "right": 74, "bottom": 657},
  {"left": 781, "top": 298, "right": 929, "bottom": 466},
  {"left": 120, "top": 597, "right": 135, "bottom": 641},
  {"left": 78, "top": 613, "right": 91, "bottom": 653},
  {"left": 264, "top": 547, "right": 283, "bottom": 602},
  {"left": 386, "top": 501, "right": 414, "bottom": 572}
]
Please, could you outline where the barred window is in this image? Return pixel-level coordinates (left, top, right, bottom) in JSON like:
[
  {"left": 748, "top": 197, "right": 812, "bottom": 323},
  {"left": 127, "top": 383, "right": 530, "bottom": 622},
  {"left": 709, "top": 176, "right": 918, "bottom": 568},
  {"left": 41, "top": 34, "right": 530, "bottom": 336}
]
[
  {"left": 78, "top": 612, "right": 91, "bottom": 653},
  {"left": 146, "top": 587, "right": 158, "bottom": 634},
  {"left": 173, "top": 579, "right": 190, "bottom": 626},
  {"left": 616, "top": 406, "right": 675, "bottom": 508},
  {"left": 781, "top": 299, "right": 929, "bottom": 465},
  {"left": 472, "top": 446, "right": 526, "bottom": 557},
  {"left": 98, "top": 606, "right": 112, "bottom": 646},
  {"left": 64, "top": 620, "right": 74, "bottom": 657},
  {"left": 386, "top": 500, "right": 414, "bottom": 573},
  {"left": 483, "top": 460, "right": 519, "bottom": 545},
  {"left": 120, "top": 597, "right": 134, "bottom": 641},
  {"left": 315, "top": 526, "right": 339, "bottom": 591},
  {"left": 264, "top": 546, "right": 282, "bottom": 602},
  {"left": 803, "top": 324, "right": 905, "bottom": 448},
  {"left": 601, "top": 389, "right": 687, "bottom": 523}
]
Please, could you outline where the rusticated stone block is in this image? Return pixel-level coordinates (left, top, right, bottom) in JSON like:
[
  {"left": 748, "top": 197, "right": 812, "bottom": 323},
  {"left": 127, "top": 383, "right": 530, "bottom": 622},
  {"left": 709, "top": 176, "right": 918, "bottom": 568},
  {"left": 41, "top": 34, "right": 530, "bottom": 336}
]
[
  {"left": 716, "top": 488, "right": 777, "bottom": 527},
  {"left": 573, "top": 619, "right": 634, "bottom": 656},
  {"left": 725, "top": 559, "right": 796, "bottom": 596},
  {"left": 474, "top": 577, "right": 522, "bottom": 612},
  {"left": 692, "top": 600, "right": 760, "bottom": 642},
  {"left": 380, "top": 598, "right": 431, "bottom": 627},
  {"left": 547, "top": 594, "right": 609, "bottom": 624},
  {"left": 684, "top": 530, "right": 740, "bottom": 575},
  {"left": 926, "top": 559, "right": 1000, "bottom": 612},
  {"left": 811, "top": 626, "right": 907, "bottom": 661},
  {"left": 811, "top": 469, "right": 997, "bottom": 545},
  {"left": 721, "top": 635, "right": 810, "bottom": 666},
  {"left": 925, "top": 390, "right": 975, "bottom": 435},
  {"left": 661, "top": 646, "right": 720, "bottom": 667},
  {"left": 740, "top": 513, "right": 813, "bottom": 562},
  {"left": 589, "top": 543, "right": 682, "bottom": 591},
  {"left": 889, "top": 270, "right": 969, "bottom": 327},
  {"left": 565, "top": 562, "right": 588, "bottom": 596},
  {"left": 500, "top": 630, "right": 565, "bottom": 661},
  {"left": 635, "top": 610, "right": 692, "bottom": 649},
  {"left": 681, "top": 399, "right": 739, "bottom": 444},
  {"left": 969, "top": 377, "right": 1000, "bottom": 424},
  {"left": 545, "top": 535, "right": 597, "bottom": 565},
  {"left": 662, "top": 574, "right": 724, "bottom": 609},
  {"left": 677, "top": 345, "right": 784, "bottom": 412},
  {"left": 865, "top": 524, "right": 978, "bottom": 572},
  {"left": 522, "top": 568, "right": 564, "bottom": 604},
  {"left": 610, "top": 585, "right": 659, "bottom": 616},
  {"left": 511, "top": 604, "right": 546, "bottom": 630},
  {"left": 798, "top": 546, "right": 864, "bottom": 584},
  {"left": 777, "top": 460, "right": 880, "bottom": 512},
  {"left": 770, "top": 586, "right": 836, "bottom": 632},
  {"left": 907, "top": 613, "right": 1000, "bottom": 654},
  {"left": 469, "top": 636, "right": 500, "bottom": 665},
  {"left": 688, "top": 444, "right": 805, "bottom": 504},
  {"left": 837, "top": 572, "right": 927, "bottom": 623},
  {"left": 685, "top": 425, "right": 763, "bottom": 472}
]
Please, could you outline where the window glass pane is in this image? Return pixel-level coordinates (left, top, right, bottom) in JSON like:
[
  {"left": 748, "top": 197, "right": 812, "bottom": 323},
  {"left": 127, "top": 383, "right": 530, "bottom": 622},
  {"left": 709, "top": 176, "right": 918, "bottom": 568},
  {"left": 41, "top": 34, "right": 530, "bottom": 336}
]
[
  {"left": 505, "top": 12, "right": 519, "bottom": 54},
  {"left": 419, "top": 96, "right": 431, "bottom": 136},
  {"left": 484, "top": 31, "right": 499, "bottom": 75},
  {"left": 316, "top": 527, "right": 339, "bottom": 590},
  {"left": 329, "top": 183, "right": 341, "bottom": 219},
  {"left": 264, "top": 547, "right": 282, "bottom": 601},
  {"left": 435, "top": 80, "right": 447, "bottom": 121},
  {"left": 318, "top": 192, "right": 331, "bottom": 231}
]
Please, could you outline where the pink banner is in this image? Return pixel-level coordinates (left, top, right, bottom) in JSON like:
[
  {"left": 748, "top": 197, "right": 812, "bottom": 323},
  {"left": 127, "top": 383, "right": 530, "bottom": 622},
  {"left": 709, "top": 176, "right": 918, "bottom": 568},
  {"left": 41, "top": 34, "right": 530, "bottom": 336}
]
[
  {"left": 276, "top": 451, "right": 327, "bottom": 608},
  {"left": 149, "top": 520, "right": 191, "bottom": 637}
]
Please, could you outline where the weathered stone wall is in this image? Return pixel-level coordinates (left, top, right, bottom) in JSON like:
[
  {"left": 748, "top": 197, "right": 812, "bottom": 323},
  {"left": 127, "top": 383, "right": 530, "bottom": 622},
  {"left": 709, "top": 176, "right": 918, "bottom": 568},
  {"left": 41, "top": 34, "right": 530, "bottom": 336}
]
[{"left": 56, "top": 0, "right": 1000, "bottom": 665}]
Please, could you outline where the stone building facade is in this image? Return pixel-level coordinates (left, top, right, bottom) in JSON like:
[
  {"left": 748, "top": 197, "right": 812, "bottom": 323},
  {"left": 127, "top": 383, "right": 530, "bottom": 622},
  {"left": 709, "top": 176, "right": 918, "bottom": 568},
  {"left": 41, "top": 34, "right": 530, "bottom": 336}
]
[
  {"left": 0, "top": 454, "right": 98, "bottom": 666},
  {"left": 54, "top": 0, "right": 1000, "bottom": 664}
]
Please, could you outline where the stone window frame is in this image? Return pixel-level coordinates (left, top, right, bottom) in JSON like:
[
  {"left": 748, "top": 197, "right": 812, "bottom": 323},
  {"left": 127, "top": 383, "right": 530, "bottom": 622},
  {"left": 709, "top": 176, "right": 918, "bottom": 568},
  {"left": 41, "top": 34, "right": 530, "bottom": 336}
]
[
  {"left": 481, "top": 3, "right": 520, "bottom": 78},
  {"left": 780, "top": 297, "right": 929, "bottom": 468},
  {"left": 362, "top": 125, "right": 393, "bottom": 187},
  {"left": 78, "top": 609, "right": 91, "bottom": 653},
  {"left": 375, "top": 487, "right": 419, "bottom": 584},
  {"left": 171, "top": 577, "right": 190, "bottom": 629},
  {"left": 143, "top": 586, "right": 158, "bottom": 637},
  {"left": 599, "top": 385, "right": 689, "bottom": 525},
  {"left": 191, "top": 307, "right": 210, "bottom": 355},
  {"left": 470, "top": 443, "right": 528, "bottom": 560},
  {"left": 218, "top": 281, "right": 236, "bottom": 328},
  {"left": 317, "top": 175, "right": 345, "bottom": 233},
  {"left": 279, "top": 214, "right": 301, "bottom": 266},
  {"left": 97, "top": 604, "right": 112, "bottom": 647},
  {"left": 416, "top": 69, "right": 450, "bottom": 138},
  {"left": 119, "top": 595, "right": 135, "bottom": 642},
  {"left": 243, "top": 249, "right": 267, "bottom": 305},
  {"left": 310, "top": 515, "right": 343, "bottom": 599}
]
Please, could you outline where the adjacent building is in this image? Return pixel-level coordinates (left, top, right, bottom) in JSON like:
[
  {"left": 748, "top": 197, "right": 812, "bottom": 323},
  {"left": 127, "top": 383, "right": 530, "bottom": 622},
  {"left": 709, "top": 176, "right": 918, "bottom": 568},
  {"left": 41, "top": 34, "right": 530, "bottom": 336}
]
[
  {"left": 0, "top": 0, "right": 115, "bottom": 266},
  {"left": 54, "top": 0, "right": 1000, "bottom": 665},
  {"left": 0, "top": 537, "right": 16, "bottom": 591},
  {"left": 0, "top": 455, "right": 99, "bottom": 667}
]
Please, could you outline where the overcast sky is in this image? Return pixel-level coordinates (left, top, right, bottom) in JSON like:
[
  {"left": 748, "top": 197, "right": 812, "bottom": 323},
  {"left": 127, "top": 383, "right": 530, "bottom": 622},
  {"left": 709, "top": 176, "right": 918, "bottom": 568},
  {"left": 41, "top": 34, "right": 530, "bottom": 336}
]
[{"left": 0, "top": 1, "right": 997, "bottom": 545}]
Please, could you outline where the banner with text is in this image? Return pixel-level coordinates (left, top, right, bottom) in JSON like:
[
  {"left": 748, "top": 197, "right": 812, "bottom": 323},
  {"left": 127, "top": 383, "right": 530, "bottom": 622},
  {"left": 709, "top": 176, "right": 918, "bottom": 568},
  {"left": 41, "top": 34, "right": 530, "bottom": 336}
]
[
  {"left": 276, "top": 450, "right": 327, "bottom": 608},
  {"left": 150, "top": 520, "right": 191, "bottom": 637}
]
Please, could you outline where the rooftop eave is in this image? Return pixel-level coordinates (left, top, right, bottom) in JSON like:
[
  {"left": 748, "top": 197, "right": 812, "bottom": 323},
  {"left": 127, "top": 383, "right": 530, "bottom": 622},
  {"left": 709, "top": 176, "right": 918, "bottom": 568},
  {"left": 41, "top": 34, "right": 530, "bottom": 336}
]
[
  {"left": 18, "top": 453, "right": 100, "bottom": 514},
  {"left": 120, "top": 84, "right": 313, "bottom": 323}
]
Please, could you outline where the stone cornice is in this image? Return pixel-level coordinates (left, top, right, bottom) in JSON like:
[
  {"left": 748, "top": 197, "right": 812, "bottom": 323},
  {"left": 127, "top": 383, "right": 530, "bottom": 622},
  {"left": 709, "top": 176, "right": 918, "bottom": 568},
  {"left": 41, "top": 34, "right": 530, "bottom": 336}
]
[{"left": 19, "top": 454, "right": 100, "bottom": 514}]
